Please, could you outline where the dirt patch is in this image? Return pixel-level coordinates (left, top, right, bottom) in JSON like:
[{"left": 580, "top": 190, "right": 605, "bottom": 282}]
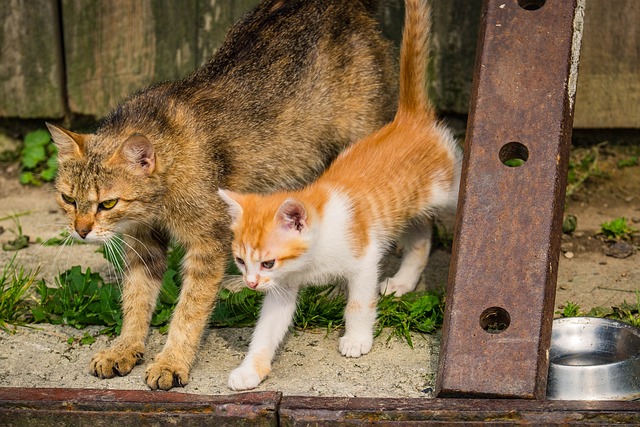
[{"left": 0, "top": 144, "right": 638, "bottom": 396}]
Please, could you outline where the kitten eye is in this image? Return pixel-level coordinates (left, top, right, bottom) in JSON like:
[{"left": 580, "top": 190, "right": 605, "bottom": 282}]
[
  {"left": 261, "top": 260, "right": 275, "bottom": 269},
  {"left": 61, "top": 194, "right": 75, "bottom": 205},
  {"left": 99, "top": 199, "right": 118, "bottom": 210},
  {"left": 235, "top": 257, "right": 245, "bottom": 266}
]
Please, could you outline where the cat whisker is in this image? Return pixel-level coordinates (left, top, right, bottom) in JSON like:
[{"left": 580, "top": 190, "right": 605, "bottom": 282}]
[
  {"left": 221, "top": 275, "right": 245, "bottom": 292},
  {"left": 268, "top": 283, "right": 296, "bottom": 306},
  {"left": 119, "top": 234, "right": 153, "bottom": 278},
  {"left": 102, "top": 238, "right": 126, "bottom": 285},
  {"left": 49, "top": 234, "right": 76, "bottom": 279}
]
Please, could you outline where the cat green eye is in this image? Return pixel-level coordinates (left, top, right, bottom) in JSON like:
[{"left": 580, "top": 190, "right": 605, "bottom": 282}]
[
  {"left": 261, "top": 260, "right": 275, "bottom": 269},
  {"left": 61, "top": 194, "right": 75, "bottom": 205},
  {"left": 99, "top": 199, "right": 118, "bottom": 210}
]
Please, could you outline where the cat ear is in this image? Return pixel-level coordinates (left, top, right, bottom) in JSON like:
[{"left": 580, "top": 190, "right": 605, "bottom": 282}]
[
  {"left": 276, "top": 198, "right": 307, "bottom": 232},
  {"left": 218, "top": 189, "right": 243, "bottom": 223},
  {"left": 110, "top": 134, "right": 156, "bottom": 175},
  {"left": 46, "top": 122, "right": 85, "bottom": 160}
]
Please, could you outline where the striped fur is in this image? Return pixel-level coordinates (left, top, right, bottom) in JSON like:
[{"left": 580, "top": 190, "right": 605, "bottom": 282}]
[{"left": 220, "top": 0, "right": 462, "bottom": 391}]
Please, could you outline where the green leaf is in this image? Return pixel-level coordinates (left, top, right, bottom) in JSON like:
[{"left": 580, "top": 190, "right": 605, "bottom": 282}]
[
  {"left": 23, "top": 129, "right": 51, "bottom": 148},
  {"left": 2, "top": 235, "right": 29, "bottom": 251},
  {"left": 19, "top": 172, "right": 35, "bottom": 185},
  {"left": 21, "top": 144, "right": 46, "bottom": 169},
  {"left": 80, "top": 333, "right": 95, "bottom": 346}
]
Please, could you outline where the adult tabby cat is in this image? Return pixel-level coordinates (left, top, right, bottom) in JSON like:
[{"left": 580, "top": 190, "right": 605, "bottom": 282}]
[
  {"left": 47, "top": 0, "right": 396, "bottom": 391},
  {"left": 219, "top": 0, "right": 461, "bottom": 390}
]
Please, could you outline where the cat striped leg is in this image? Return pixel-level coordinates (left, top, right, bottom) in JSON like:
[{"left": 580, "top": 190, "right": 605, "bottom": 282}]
[
  {"left": 339, "top": 246, "right": 381, "bottom": 358},
  {"left": 379, "top": 220, "right": 433, "bottom": 297},
  {"left": 89, "top": 227, "right": 168, "bottom": 379},
  {"left": 228, "top": 286, "right": 299, "bottom": 390},
  {"left": 144, "top": 239, "right": 227, "bottom": 390}
]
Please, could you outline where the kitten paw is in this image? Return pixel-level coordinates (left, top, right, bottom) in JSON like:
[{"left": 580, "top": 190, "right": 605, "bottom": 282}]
[
  {"left": 379, "top": 278, "right": 415, "bottom": 297},
  {"left": 228, "top": 366, "right": 264, "bottom": 391},
  {"left": 89, "top": 345, "right": 144, "bottom": 379},
  {"left": 339, "top": 335, "right": 373, "bottom": 358},
  {"left": 145, "top": 361, "right": 190, "bottom": 391}
]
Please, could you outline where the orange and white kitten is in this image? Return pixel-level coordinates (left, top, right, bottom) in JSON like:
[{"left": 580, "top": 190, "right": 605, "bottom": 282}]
[{"left": 219, "top": 0, "right": 461, "bottom": 391}]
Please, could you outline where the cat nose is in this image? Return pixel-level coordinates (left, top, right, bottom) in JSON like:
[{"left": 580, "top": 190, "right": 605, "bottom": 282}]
[
  {"left": 76, "top": 227, "right": 91, "bottom": 239},
  {"left": 75, "top": 218, "right": 93, "bottom": 239},
  {"left": 246, "top": 281, "right": 258, "bottom": 289}
]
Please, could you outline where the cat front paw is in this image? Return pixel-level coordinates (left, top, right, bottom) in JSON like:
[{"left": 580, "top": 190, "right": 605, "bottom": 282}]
[
  {"left": 145, "top": 360, "right": 190, "bottom": 391},
  {"left": 89, "top": 345, "right": 144, "bottom": 379},
  {"left": 339, "top": 335, "right": 373, "bottom": 358},
  {"left": 379, "top": 277, "right": 415, "bottom": 297},
  {"left": 228, "top": 365, "right": 264, "bottom": 391}
]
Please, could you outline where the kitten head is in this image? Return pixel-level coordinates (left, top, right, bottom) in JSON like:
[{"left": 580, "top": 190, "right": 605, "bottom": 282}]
[
  {"left": 47, "top": 123, "right": 162, "bottom": 243},
  {"left": 218, "top": 189, "right": 312, "bottom": 291}
]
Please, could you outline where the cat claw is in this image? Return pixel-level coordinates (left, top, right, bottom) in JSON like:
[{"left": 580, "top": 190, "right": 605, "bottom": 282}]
[
  {"left": 89, "top": 346, "right": 144, "bottom": 379},
  {"left": 228, "top": 366, "right": 263, "bottom": 391},
  {"left": 339, "top": 335, "right": 373, "bottom": 358},
  {"left": 145, "top": 362, "right": 189, "bottom": 391}
]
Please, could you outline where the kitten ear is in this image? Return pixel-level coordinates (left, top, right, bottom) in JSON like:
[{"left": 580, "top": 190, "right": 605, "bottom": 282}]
[
  {"left": 276, "top": 198, "right": 307, "bottom": 232},
  {"left": 110, "top": 134, "right": 156, "bottom": 175},
  {"left": 218, "top": 189, "right": 244, "bottom": 223},
  {"left": 46, "top": 122, "right": 86, "bottom": 160}
]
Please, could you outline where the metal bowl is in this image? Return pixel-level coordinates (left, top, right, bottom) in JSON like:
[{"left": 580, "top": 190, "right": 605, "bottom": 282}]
[{"left": 547, "top": 317, "right": 640, "bottom": 400}]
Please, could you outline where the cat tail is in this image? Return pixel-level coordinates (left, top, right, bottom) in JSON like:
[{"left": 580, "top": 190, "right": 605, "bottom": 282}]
[
  {"left": 397, "top": 0, "right": 435, "bottom": 119},
  {"left": 358, "top": 0, "right": 384, "bottom": 16}
]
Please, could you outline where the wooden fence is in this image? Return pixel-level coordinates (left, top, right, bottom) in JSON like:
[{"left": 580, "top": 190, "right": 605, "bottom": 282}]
[{"left": 0, "top": 0, "right": 638, "bottom": 128}]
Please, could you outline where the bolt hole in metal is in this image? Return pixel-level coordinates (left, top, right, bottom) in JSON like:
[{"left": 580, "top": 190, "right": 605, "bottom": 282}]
[
  {"left": 479, "top": 307, "right": 511, "bottom": 334},
  {"left": 518, "top": 0, "right": 546, "bottom": 11},
  {"left": 499, "top": 141, "right": 529, "bottom": 167}
]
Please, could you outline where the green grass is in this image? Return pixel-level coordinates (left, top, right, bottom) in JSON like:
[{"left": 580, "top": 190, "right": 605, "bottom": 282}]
[
  {"left": 0, "top": 257, "right": 38, "bottom": 333},
  {"left": 617, "top": 155, "right": 639, "bottom": 169},
  {"left": 599, "top": 217, "right": 638, "bottom": 241},
  {"left": 0, "top": 240, "right": 445, "bottom": 346},
  {"left": 1, "top": 214, "right": 31, "bottom": 252},
  {"left": 566, "top": 145, "right": 604, "bottom": 197},
  {"left": 558, "top": 294, "right": 640, "bottom": 328}
]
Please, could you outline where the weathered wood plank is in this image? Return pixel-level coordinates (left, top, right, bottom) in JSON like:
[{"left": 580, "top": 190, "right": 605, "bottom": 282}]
[
  {"left": 197, "top": 0, "right": 260, "bottom": 66},
  {"left": 0, "top": 0, "right": 65, "bottom": 118},
  {"left": 573, "top": 0, "right": 640, "bottom": 128},
  {"left": 62, "top": 0, "right": 198, "bottom": 117},
  {"left": 430, "top": 0, "right": 482, "bottom": 115}
]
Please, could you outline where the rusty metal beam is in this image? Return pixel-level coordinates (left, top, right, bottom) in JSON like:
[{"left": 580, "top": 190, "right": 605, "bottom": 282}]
[
  {"left": 2, "top": 388, "right": 639, "bottom": 426},
  {"left": 0, "top": 387, "right": 279, "bottom": 426},
  {"left": 279, "top": 396, "right": 640, "bottom": 425},
  {"left": 436, "top": 0, "right": 585, "bottom": 399}
]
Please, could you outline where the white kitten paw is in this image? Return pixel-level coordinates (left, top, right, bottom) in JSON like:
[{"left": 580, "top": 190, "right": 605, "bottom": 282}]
[
  {"left": 339, "top": 335, "right": 373, "bottom": 358},
  {"left": 379, "top": 278, "right": 414, "bottom": 297},
  {"left": 228, "top": 365, "right": 263, "bottom": 391}
]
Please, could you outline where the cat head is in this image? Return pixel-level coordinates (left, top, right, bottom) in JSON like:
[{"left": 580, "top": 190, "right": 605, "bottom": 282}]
[
  {"left": 218, "top": 189, "right": 312, "bottom": 291},
  {"left": 47, "top": 123, "right": 162, "bottom": 243}
]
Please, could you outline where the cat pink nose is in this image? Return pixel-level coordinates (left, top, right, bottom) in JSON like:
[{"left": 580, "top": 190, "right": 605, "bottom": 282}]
[
  {"left": 76, "top": 227, "right": 91, "bottom": 239},
  {"left": 246, "top": 281, "right": 258, "bottom": 289}
]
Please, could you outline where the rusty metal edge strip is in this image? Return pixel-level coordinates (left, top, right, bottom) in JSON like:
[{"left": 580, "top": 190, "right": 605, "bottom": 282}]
[{"left": 1, "top": 387, "right": 639, "bottom": 425}]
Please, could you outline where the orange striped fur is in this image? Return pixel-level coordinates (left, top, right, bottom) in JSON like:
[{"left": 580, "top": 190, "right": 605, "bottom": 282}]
[{"left": 219, "top": 0, "right": 461, "bottom": 391}]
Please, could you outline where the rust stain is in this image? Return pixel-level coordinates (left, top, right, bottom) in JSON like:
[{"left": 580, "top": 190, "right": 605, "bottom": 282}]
[{"left": 436, "top": 0, "right": 582, "bottom": 399}]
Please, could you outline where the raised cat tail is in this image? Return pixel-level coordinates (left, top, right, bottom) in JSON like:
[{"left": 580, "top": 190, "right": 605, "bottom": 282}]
[{"left": 397, "top": 0, "right": 434, "bottom": 118}]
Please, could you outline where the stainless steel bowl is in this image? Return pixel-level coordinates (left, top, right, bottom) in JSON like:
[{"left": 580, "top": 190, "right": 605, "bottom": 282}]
[{"left": 547, "top": 317, "right": 640, "bottom": 400}]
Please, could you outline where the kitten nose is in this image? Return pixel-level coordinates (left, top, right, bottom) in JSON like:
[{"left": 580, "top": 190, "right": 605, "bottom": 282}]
[{"left": 246, "top": 280, "right": 258, "bottom": 289}]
